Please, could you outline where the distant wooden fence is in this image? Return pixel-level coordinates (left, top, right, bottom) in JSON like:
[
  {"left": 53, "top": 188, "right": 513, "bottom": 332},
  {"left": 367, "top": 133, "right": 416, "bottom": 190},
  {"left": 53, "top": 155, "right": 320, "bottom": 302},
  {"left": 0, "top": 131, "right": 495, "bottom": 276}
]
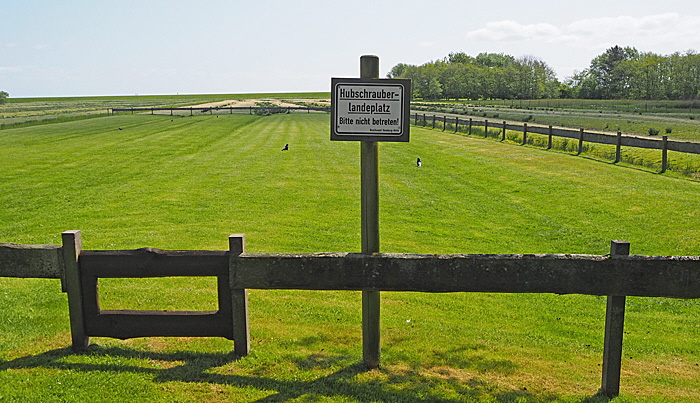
[
  {"left": 110, "top": 106, "right": 329, "bottom": 115},
  {"left": 413, "top": 113, "right": 700, "bottom": 173},
  {"left": 2, "top": 231, "right": 699, "bottom": 397}
]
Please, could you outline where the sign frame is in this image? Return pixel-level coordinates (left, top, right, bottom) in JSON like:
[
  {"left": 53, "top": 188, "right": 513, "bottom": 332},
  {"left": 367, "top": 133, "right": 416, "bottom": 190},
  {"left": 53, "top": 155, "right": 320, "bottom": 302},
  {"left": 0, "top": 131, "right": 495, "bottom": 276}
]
[{"left": 330, "top": 78, "right": 411, "bottom": 142}]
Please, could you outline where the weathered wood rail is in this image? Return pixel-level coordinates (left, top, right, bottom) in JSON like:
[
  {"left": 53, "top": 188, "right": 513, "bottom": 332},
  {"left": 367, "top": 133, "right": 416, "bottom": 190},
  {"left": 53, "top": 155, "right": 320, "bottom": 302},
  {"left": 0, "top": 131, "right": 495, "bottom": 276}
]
[
  {"left": 413, "top": 113, "right": 700, "bottom": 173},
  {"left": 1, "top": 232, "right": 699, "bottom": 397},
  {"left": 231, "top": 252, "right": 700, "bottom": 298}
]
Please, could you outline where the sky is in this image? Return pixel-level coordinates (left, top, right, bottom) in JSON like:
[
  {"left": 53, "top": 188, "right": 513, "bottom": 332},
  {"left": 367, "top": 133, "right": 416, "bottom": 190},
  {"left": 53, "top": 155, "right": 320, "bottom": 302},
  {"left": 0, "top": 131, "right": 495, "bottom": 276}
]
[{"left": 3, "top": 0, "right": 700, "bottom": 98}]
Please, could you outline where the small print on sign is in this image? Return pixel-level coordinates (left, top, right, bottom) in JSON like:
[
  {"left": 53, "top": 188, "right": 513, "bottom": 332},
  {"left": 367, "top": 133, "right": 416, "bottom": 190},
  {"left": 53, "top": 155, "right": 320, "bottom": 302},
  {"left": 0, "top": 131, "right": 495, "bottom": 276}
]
[{"left": 331, "top": 78, "right": 410, "bottom": 142}]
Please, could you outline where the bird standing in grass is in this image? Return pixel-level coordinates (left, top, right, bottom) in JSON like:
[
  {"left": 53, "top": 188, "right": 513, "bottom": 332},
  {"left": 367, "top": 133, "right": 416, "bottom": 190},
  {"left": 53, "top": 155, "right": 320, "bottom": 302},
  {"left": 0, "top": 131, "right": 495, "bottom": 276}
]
[
  {"left": 416, "top": 157, "right": 422, "bottom": 167},
  {"left": 282, "top": 144, "right": 289, "bottom": 151}
]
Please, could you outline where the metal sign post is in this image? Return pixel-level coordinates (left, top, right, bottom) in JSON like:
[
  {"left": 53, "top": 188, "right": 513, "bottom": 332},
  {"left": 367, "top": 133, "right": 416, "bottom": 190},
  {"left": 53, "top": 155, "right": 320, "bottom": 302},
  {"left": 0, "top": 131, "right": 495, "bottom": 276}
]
[{"left": 331, "top": 55, "right": 410, "bottom": 368}]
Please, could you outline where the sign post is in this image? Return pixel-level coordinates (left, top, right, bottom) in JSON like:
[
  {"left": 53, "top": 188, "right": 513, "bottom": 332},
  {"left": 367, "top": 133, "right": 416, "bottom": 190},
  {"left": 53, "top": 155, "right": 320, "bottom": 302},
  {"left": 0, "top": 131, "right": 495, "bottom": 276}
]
[{"left": 331, "top": 55, "right": 410, "bottom": 368}]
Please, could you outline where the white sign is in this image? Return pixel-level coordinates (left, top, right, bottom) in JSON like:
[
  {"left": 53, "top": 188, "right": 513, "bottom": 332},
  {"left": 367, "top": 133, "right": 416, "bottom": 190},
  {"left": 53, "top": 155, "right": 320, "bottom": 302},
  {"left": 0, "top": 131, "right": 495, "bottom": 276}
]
[{"left": 331, "top": 78, "right": 410, "bottom": 142}]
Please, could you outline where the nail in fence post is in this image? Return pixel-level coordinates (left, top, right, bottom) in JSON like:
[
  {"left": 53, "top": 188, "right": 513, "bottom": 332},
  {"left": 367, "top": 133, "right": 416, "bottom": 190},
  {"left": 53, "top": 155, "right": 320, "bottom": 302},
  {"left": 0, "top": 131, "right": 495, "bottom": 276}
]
[
  {"left": 600, "top": 240, "right": 630, "bottom": 398},
  {"left": 229, "top": 234, "right": 250, "bottom": 357},
  {"left": 62, "top": 230, "right": 89, "bottom": 351}
]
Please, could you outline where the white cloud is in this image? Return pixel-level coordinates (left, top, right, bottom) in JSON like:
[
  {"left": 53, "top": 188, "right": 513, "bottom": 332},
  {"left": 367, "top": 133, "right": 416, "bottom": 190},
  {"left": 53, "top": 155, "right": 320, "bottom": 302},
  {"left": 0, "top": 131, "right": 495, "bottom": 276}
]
[
  {"left": 0, "top": 66, "right": 24, "bottom": 77},
  {"left": 466, "top": 12, "right": 700, "bottom": 52},
  {"left": 467, "top": 20, "right": 561, "bottom": 42}
]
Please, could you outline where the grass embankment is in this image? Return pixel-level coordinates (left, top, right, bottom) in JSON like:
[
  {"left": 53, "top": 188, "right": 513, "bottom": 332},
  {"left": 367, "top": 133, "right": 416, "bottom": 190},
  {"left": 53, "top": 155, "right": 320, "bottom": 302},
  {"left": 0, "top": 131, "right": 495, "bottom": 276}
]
[
  {"left": 413, "top": 102, "right": 700, "bottom": 178},
  {"left": 0, "top": 92, "right": 331, "bottom": 130},
  {"left": 1, "top": 113, "right": 699, "bottom": 402},
  {"left": 440, "top": 99, "right": 700, "bottom": 141}
]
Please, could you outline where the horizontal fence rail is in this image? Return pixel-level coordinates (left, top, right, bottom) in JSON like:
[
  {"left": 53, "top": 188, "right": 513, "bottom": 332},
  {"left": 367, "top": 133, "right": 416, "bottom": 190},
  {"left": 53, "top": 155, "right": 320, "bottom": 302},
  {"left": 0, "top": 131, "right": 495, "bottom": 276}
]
[
  {"left": 5, "top": 244, "right": 698, "bottom": 298},
  {"left": 0, "top": 243, "right": 63, "bottom": 279},
  {"left": 412, "top": 113, "right": 700, "bottom": 173},
  {"left": 2, "top": 233, "right": 699, "bottom": 397},
  {"left": 231, "top": 252, "right": 700, "bottom": 298}
]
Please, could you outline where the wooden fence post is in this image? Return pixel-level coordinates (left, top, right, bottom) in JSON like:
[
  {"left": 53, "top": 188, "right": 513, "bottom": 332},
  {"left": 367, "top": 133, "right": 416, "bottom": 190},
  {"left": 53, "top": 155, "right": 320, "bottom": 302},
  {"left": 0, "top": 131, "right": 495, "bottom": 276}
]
[
  {"left": 501, "top": 121, "right": 506, "bottom": 141},
  {"left": 468, "top": 118, "right": 472, "bottom": 135},
  {"left": 548, "top": 125, "right": 553, "bottom": 149},
  {"left": 62, "top": 230, "right": 89, "bottom": 351},
  {"left": 442, "top": 116, "right": 446, "bottom": 131},
  {"left": 455, "top": 117, "right": 459, "bottom": 133},
  {"left": 661, "top": 135, "right": 668, "bottom": 173},
  {"left": 600, "top": 240, "right": 630, "bottom": 398},
  {"left": 432, "top": 115, "right": 436, "bottom": 129},
  {"left": 615, "top": 132, "right": 622, "bottom": 163},
  {"left": 523, "top": 123, "right": 528, "bottom": 145},
  {"left": 578, "top": 128, "right": 584, "bottom": 155},
  {"left": 229, "top": 234, "right": 250, "bottom": 357},
  {"left": 360, "top": 55, "right": 381, "bottom": 369},
  {"left": 484, "top": 120, "right": 489, "bottom": 138}
]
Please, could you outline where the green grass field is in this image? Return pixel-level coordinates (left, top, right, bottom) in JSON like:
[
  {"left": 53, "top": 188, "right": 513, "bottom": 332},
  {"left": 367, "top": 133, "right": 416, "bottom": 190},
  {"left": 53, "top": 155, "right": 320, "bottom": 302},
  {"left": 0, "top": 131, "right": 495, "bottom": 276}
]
[
  {"left": 413, "top": 99, "right": 700, "bottom": 143},
  {"left": 1, "top": 111, "right": 699, "bottom": 402}
]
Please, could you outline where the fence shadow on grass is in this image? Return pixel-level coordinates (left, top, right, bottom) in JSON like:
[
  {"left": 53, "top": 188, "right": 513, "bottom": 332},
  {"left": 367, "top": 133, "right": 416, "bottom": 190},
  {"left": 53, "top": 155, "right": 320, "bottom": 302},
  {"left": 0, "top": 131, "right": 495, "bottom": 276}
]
[{"left": 0, "top": 345, "right": 613, "bottom": 403}]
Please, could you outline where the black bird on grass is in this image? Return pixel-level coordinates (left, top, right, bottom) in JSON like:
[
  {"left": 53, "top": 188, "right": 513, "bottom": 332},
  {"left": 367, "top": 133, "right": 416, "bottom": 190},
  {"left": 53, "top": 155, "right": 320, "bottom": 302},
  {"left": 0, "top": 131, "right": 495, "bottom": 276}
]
[
  {"left": 282, "top": 144, "right": 289, "bottom": 151},
  {"left": 416, "top": 157, "right": 422, "bottom": 167}
]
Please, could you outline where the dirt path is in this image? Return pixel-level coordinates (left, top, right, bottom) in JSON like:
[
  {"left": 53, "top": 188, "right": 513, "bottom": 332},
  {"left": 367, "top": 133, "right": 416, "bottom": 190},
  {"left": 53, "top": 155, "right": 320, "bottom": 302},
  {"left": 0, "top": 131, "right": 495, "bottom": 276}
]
[{"left": 189, "top": 99, "right": 304, "bottom": 109}]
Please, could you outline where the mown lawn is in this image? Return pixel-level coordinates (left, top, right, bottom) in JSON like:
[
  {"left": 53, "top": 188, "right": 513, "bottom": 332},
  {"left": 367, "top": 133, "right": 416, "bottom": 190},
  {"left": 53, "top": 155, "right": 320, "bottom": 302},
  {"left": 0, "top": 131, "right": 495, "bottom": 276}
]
[{"left": 1, "top": 112, "right": 698, "bottom": 402}]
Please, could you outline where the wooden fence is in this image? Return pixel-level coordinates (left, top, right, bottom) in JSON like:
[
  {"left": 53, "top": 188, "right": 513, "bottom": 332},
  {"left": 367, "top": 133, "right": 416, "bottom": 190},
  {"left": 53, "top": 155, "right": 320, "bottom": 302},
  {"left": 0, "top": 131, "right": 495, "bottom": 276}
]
[
  {"left": 2, "top": 231, "right": 699, "bottom": 397},
  {"left": 413, "top": 113, "right": 700, "bottom": 173},
  {"left": 110, "top": 106, "right": 329, "bottom": 115}
]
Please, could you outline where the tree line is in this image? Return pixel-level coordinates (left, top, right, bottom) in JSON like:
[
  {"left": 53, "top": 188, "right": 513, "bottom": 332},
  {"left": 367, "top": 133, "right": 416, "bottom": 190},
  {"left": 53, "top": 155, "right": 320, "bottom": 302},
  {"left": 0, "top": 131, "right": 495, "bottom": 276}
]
[{"left": 388, "top": 46, "right": 700, "bottom": 101}]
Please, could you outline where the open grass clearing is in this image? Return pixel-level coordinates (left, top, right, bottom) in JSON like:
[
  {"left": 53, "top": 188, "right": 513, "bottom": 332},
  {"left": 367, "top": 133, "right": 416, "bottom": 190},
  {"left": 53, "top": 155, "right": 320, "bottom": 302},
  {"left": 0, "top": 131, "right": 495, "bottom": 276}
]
[{"left": 1, "top": 113, "right": 699, "bottom": 402}]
